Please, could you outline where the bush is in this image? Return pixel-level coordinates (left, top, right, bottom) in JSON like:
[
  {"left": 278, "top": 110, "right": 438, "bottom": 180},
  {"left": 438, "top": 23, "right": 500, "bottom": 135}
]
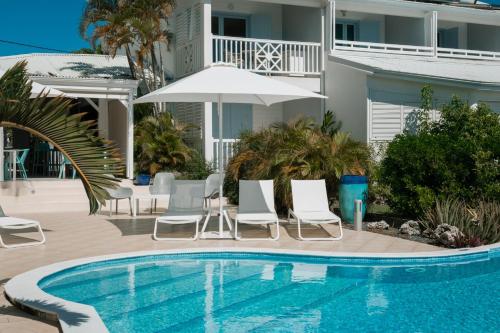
[
  {"left": 423, "top": 198, "right": 500, "bottom": 247},
  {"left": 134, "top": 112, "right": 194, "bottom": 175},
  {"left": 225, "top": 116, "right": 371, "bottom": 213},
  {"left": 380, "top": 87, "right": 500, "bottom": 216}
]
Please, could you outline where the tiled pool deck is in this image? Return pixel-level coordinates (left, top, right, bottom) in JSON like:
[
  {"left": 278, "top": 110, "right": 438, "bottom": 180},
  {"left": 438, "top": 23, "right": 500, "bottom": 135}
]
[{"left": 0, "top": 180, "right": 441, "bottom": 332}]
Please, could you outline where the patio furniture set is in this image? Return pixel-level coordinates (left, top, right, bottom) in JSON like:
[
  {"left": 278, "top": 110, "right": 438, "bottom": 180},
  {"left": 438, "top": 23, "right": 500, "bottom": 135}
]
[{"left": 0, "top": 175, "right": 342, "bottom": 248}]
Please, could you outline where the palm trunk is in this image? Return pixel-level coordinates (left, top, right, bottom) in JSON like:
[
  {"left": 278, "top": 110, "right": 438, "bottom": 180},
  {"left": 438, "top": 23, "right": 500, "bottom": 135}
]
[{"left": 125, "top": 45, "right": 137, "bottom": 80}]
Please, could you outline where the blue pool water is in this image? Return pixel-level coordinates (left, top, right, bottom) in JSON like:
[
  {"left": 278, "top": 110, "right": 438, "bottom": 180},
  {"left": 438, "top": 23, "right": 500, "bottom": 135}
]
[{"left": 39, "top": 251, "right": 500, "bottom": 333}]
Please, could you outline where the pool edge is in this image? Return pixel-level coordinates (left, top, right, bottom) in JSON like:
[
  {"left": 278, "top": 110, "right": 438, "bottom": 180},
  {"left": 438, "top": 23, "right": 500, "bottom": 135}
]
[{"left": 5, "top": 243, "right": 500, "bottom": 333}]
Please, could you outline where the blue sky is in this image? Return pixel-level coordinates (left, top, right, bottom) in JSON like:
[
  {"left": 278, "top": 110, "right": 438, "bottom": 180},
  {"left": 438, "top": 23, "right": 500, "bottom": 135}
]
[
  {"left": 0, "top": 0, "right": 89, "bottom": 56},
  {"left": 0, "top": 0, "right": 499, "bottom": 56}
]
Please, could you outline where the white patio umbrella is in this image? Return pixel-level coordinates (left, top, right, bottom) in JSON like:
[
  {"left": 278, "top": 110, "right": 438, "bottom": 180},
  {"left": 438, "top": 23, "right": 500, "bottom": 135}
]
[{"left": 134, "top": 63, "right": 326, "bottom": 238}]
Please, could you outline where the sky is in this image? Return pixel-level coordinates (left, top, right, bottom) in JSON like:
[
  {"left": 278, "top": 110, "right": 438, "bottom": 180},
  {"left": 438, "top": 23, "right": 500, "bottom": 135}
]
[
  {"left": 0, "top": 0, "right": 89, "bottom": 56},
  {"left": 0, "top": 0, "right": 499, "bottom": 57}
]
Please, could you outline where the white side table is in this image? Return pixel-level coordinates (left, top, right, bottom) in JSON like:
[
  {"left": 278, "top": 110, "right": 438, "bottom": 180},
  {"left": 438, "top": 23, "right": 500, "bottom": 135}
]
[{"left": 132, "top": 194, "right": 170, "bottom": 217}]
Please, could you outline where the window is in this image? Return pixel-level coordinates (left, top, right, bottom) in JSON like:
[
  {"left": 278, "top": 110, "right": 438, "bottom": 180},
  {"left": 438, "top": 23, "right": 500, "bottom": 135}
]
[
  {"left": 212, "top": 14, "right": 248, "bottom": 38},
  {"left": 335, "top": 21, "right": 359, "bottom": 41}
]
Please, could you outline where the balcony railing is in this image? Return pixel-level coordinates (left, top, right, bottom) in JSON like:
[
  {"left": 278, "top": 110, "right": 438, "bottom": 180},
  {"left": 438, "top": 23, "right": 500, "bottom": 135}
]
[
  {"left": 213, "top": 35, "right": 321, "bottom": 75},
  {"left": 437, "top": 47, "right": 500, "bottom": 61},
  {"left": 335, "top": 40, "right": 434, "bottom": 56},
  {"left": 334, "top": 40, "right": 500, "bottom": 61},
  {"left": 213, "top": 138, "right": 239, "bottom": 171}
]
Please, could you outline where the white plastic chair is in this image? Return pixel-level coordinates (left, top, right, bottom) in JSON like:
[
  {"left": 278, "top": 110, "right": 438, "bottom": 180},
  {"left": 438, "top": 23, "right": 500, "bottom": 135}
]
[
  {"left": 288, "top": 179, "right": 343, "bottom": 241},
  {"left": 149, "top": 172, "right": 175, "bottom": 213},
  {"left": 200, "top": 173, "right": 232, "bottom": 233},
  {"left": 153, "top": 180, "right": 208, "bottom": 241},
  {"left": 230, "top": 180, "right": 280, "bottom": 241},
  {"left": 0, "top": 206, "right": 46, "bottom": 248}
]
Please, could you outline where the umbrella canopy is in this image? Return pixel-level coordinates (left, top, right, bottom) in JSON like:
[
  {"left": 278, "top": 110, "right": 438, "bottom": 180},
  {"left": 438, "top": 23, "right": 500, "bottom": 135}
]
[
  {"left": 133, "top": 64, "right": 325, "bottom": 106},
  {"left": 134, "top": 64, "right": 326, "bottom": 239},
  {"left": 0, "top": 68, "right": 66, "bottom": 98}
]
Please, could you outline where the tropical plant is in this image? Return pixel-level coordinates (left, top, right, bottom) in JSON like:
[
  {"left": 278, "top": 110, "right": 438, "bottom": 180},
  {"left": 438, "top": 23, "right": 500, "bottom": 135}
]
[
  {"left": 134, "top": 112, "right": 194, "bottom": 175},
  {"left": 80, "top": 0, "right": 176, "bottom": 113},
  {"left": 225, "top": 117, "right": 371, "bottom": 213},
  {"left": 380, "top": 86, "right": 500, "bottom": 216},
  {"left": 0, "top": 62, "right": 121, "bottom": 213},
  {"left": 423, "top": 198, "right": 500, "bottom": 247}
]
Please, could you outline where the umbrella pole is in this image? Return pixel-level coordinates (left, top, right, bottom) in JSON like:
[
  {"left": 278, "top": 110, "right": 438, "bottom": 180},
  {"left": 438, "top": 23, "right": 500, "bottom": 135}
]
[{"left": 218, "top": 95, "right": 224, "bottom": 238}]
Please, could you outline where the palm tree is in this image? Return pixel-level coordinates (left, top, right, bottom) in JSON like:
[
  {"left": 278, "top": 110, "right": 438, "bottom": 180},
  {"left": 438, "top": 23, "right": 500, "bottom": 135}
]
[
  {"left": 79, "top": 0, "right": 176, "bottom": 111},
  {"left": 0, "top": 62, "right": 121, "bottom": 214},
  {"left": 134, "top": 112, "right": 193, "bottom": 175}
]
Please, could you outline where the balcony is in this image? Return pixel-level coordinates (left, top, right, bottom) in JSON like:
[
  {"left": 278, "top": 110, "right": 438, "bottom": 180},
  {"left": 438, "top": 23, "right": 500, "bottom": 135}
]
[{"left": 212, "top": 36, "right": 322, "bottom": 76}]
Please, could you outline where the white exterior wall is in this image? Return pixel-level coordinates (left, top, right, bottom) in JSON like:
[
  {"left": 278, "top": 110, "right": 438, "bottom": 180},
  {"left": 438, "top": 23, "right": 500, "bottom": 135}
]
[
  {"left": 282, "top": 98, "right": 322, "bottom": 124},
  {"left": 108, "top": 100, "right": 129, "bottom": 164},
  {"left": 334, "top": 11, "right": 386, "bottom": 43},
  {"left": 438, "top": 21, "right": 468, "bottom": 49},
  {"left": 252, "top": 103, "right": 283, "bottom": 131},
  {"left": 212, "top": 0, "right": 283, "bottom": 40},
  {"left": 325, "top": 61, "right": 368, "bottom": 143},
  {"left": 283, "top": 5, "right": 321, "bottom": 43},
  {"left": 385, "top": 16, "right": 425, "bottom": 46}
]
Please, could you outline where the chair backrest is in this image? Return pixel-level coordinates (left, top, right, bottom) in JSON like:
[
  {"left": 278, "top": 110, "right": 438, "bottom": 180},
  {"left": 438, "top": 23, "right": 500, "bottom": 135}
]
[
  {"left": 205, "top": 173, "right": 222, "bottom": 198},
  {"left": 17, "top": 149, "right": 30, "bottom": 164},
  {"left": 168, "top": 180, "right": 205, "bottom": 213},
  {"left": 291, "top": 179, "right": 330, "bottom": 213},
  {"left": 238, "top": 180, "right": 276, "bottom": 214},
  {"left": 149, "top": 172, "right": 175, "bottom": 195}
]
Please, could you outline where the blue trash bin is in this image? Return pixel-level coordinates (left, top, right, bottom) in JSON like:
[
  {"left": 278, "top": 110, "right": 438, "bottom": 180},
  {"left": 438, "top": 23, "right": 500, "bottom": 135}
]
[{"left": 339, "top": 175, "right": 368, "bottom": 224}]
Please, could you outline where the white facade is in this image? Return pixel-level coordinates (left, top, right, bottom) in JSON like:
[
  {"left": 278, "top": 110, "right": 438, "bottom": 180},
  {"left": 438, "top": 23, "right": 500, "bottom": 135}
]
[{"left": 165, "top": 0, "right": 500, "bottom": 163}]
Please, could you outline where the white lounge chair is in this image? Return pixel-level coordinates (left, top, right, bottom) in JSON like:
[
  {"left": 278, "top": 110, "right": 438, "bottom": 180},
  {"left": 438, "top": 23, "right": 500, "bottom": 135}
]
[
  {"left": 0, "top": 206, "right": 46, "bottom": 248},
  {"left": 153, "top": 180, "right": 208, "bottom": 241},
  {"left": 200, "top": 173, "right": 232, "bottom": 234},
  {"left": 231, "top": 180, "right": 280, "bottom": 241},
  {"left": 288, "top": 179, "right": 343, "bottom": 241}
]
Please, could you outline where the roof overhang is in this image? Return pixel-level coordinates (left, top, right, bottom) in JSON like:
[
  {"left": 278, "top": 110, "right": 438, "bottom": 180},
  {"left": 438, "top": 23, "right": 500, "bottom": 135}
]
[
  {"left": 329, "top": 51, "right": 500, "bottom": 92},
  {"left": 30, "top": 76, "right": 139, "bottom": 100}
]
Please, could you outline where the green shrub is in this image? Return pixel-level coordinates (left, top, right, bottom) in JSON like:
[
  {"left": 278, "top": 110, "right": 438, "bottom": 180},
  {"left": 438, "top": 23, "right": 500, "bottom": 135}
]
[
  {"left": 423, "top": 198, "right": 500, "bottom": 247},
  {"left": 225, "top": 116, "right": 371, "bottom": 213},
  {"left": 380, "top": 87, "right": 500, "bottom": 216},
  {"left": 134, "top": 112, "right": 194, "bottom": 175},
  {"left": 177, "top": 150, "right": 214, "bottom": 180}
]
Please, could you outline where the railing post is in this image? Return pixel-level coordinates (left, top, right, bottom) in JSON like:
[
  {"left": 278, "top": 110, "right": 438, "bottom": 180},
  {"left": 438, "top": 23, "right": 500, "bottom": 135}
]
[{"left": 320, "top": 6, "right": 327, "bottom": 121}]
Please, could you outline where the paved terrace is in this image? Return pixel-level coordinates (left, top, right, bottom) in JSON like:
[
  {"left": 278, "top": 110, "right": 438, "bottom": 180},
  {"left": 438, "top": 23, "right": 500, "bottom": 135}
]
[{"left": 0, "top": 180, "right": 441, "bottom": 332}]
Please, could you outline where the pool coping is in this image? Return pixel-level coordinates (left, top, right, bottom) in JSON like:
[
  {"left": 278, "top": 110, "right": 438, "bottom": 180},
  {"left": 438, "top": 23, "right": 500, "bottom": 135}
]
[{"left": 5, "top": 243, "right": 500, "bottom": 333}]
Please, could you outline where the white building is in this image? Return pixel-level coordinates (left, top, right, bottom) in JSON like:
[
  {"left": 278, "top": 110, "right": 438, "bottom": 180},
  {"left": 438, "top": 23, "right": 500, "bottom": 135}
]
[
  {"left": 166, "top": 0, "right": 500, "bottom": 165},
  {"left": 0, "top": 53, "right": 138, "bottom": 178}
]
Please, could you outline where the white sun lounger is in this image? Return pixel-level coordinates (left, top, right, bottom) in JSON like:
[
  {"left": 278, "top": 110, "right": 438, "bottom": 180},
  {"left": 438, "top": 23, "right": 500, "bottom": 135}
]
[
  {"left": 153, "top": 180, "right": 208, "bottom": 241},
  {"left": 0, "top": 207, "right": 46, "bottom": 248},
  {"left": 288, "top": 179, "right": 343, "bottom": 241},
  {"left": 232, "top": 180, "right": 280, "bottom": 241}
]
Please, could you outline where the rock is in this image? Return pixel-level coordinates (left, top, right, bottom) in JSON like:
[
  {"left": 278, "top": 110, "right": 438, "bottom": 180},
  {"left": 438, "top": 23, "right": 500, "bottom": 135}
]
[
  {"left": 422, "top": 228, "right": 435, "bottom": 239},
  {"left": 434, "top": 224, "right": 464, "bottom": 247},
  {"left": 367, "top": 221, "right": 390, "bottom": 230},
  {"left": 399, "top": 220, "right": 421, "bottom": 236}
]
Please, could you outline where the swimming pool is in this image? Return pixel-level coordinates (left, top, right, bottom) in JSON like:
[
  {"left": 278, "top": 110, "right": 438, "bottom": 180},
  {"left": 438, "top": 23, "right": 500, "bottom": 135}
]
[{"left": 34, "top": 250, "right": 500, "bottom": 333}]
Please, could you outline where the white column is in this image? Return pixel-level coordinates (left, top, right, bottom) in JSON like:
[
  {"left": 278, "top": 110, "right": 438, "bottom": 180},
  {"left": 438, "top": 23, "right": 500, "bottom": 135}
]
[
  {"left": 201, "top": 0, "right": 214, "bottom": 163},
  {"left": 0, "top": 127, "right": 3, "bottom": 181},
  {"left": 320, "top": 7, "right": 326, "bottom": 120},
  {"left": 327, "top": 0, "right": 336, "bottom": 52},
  {"left": 126, "top": 91, "right": 135, "bottom": 179},
  {"left": 97, "top": 99, "right": 109, "bottom": 140},
  {"left": 425, "top": 11, "right": 438, "bottom": 57}
]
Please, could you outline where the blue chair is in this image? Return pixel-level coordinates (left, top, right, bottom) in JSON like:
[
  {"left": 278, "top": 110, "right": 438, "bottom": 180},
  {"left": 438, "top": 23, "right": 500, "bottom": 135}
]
[
  {"left": 4, "top": 149, "right": 29, "bottom": 180},
  {"left": 58, "top": 156, "right": 76, "bottom": 179}
]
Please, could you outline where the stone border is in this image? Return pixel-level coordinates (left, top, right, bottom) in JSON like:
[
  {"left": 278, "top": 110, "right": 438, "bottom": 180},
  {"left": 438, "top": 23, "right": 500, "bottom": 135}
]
[{"left": 5, "top": 243, "right": 500, "bottom": 333}]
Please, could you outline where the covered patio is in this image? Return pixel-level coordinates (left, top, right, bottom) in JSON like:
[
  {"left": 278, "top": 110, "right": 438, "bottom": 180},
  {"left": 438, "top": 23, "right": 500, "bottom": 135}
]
[{"left": 0, "top": 53, "right": 139, "bottom": 180}]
